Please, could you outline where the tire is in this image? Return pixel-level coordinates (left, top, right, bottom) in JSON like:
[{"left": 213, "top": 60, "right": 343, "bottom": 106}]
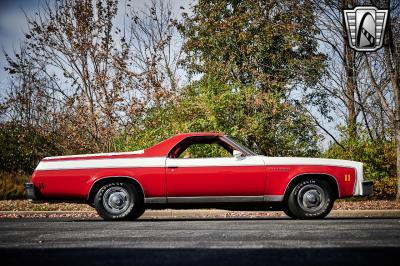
[
  {"left": 94, "top": 182, "right": 144, "bottom": 221},
  {"left": 287, "top": 179, "right": 334, "bottom": 219},
  {"left": 130, "top": 206, "right": 146, "bottom": 220},
  {"left": 283, "top": 207, "right": 296, "bottom": 219}
]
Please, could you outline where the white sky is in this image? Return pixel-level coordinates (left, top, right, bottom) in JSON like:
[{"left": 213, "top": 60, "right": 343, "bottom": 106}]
[{"left": 0, "top": 0, "right": 194, "bottom": 93}]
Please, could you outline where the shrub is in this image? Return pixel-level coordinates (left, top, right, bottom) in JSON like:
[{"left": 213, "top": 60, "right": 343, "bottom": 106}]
[
  {"left": 370, "top": 177, "right": 397, "bottom": 200},
  {"left": 0, "top": 122, "right": 62, "bottom": 173},
  {"left": 0, "top": 171, "right": 29, "bottom": 200},
  {"left": 324, "top": 129, "right": 397, "bottom": 200},
  {"left": 325, "top": 135, "right": 396, "bottom": 181}
]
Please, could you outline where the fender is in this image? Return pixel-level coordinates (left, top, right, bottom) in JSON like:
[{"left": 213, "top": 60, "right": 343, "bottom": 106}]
[{"left": 284, "top": 172, "right": 340, "bottom": 198}]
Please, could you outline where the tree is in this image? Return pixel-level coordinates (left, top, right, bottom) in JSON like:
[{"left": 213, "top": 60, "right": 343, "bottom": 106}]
[
  {"left": 363, "top": 0, "right": 400, "bottom": 199},
  {"left": 3, "top": 0, "right": 183, "bottom": 153},
  {"left": 125, "top": 76, "right": 321, "bottom": 157},
  {"left": 180, "top": 0, "right": 325, "bottom": 91},
  {"left": 121, "top": 0, "right": 185, "bottom": 138},
  {"left": 128, "top": 0, "right": 184, "bottom": 107},
  {"left": 3, "top": 46, "right": 59, "bottom": 131},
  {"left": 314, "top": 0, "right": 400, "bottom": 199},
  {"left": 6, "top": 0, "right": 136, "bottom": 152},
  {"left": 311, "top": 0, "right": 364, "bottom": 143},
  {"left": 166, "top": 0, "right": 326, "bottom": 156}
]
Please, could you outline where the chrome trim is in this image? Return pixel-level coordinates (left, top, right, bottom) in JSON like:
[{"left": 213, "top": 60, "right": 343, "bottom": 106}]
[
  {"left": 283, "top": 172, "right": 341, "bottom": 198},
  {"left": 264, "top": 195, "right": 284, "bottom": 202},
  {"left": 24, "top": 183, "right": 36, "bottom": 200},
  {"left": 144, "top": 197, "right": 167, "bottom": 204},
  {"left": 167, "top": 196, "right": 265, "bottom": 203},
  {"left": 165, "top": 163, "right": 265, "bottom": 168},
  {"left": 144, "top": 195, "right": 284, "bottom": 204},
  {"left": 361, "top": 181, "right": 373, "bottom": 196},
  {"left": 87, "top": 175, "right": 146, "bottom": 200},
  {"left": 222, "top": 136, "right": 257, "bottom": 156},
  {"left": 166, "top": 135, "right": 255, "bottom": 159}
]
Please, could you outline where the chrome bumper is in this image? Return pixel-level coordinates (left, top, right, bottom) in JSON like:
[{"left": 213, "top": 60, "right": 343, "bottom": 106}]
[
  {"left": 24, "top": 183, "right": 37, "bottom": 200},
  {"left": 361, "top": 181, "right": 373, "bottom": 196}
]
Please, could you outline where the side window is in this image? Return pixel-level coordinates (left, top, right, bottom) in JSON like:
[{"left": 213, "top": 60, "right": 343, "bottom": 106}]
[{"left": 179, "top": 143, "right": 232, "bottom": 159}]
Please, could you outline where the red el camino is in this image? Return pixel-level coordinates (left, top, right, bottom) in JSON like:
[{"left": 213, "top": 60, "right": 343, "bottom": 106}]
[{"left": 25, "top": 132, "right": 372, "bottom": 220}]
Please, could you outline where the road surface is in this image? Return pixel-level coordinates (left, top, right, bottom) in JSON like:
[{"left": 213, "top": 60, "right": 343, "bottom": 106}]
[{"left": 0, "top": 217, "right": 399, "bottom": 265}]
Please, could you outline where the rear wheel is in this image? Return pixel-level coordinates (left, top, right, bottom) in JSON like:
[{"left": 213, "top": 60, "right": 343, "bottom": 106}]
[
  {"left": 283, "top": 207, "right": 296, "bottom": 219},
  {"left": 94, "top": 182, "right": 144, "bottom": 221},
  {"left": 287, "top": 179, "right": 334, "bottom": 219}
]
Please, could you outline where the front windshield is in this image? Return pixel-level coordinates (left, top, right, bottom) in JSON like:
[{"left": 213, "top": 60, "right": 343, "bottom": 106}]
[{"left": 224, "top": 136, "right": 257, "bottom": 156}]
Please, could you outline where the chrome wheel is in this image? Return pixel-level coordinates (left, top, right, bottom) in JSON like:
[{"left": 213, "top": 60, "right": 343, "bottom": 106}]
[
  {"left": 94, "top": 182, "right": 145, "bottom": 221},
  {"left": 102, "top": 186, "right": 131, "bottom": 215},
  {"left": 288, "top": 179, "right": 334, "bottom": 219},
  {"left": 296, "top": 184, "right": 325, "bottom": 213}
]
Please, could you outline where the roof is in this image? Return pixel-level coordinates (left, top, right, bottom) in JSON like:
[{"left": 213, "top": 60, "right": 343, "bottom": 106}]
[
  {"left": 172, "top": 132, "right": 224, "bottom": 137},
  {"left": 144, "top": 132, "right": 224, "bottom": 156},
  {"left": 42, "top": 132, "right": 226, "bottom": 161}
]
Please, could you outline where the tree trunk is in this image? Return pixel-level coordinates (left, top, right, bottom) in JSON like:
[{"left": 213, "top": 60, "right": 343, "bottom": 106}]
[
  {"left": 396, "top": 126, "right": 400, "bottom": 200},
  {"left": 342, "top": 0, "right": 357, "bottom": 138},
  {"left": 381, "top": 1, "right": 400, "bottom": 200}
]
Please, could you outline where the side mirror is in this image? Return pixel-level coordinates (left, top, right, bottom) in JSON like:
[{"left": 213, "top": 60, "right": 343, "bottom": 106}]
[{"left": 233, "top": 150, "right": 243, "bottom": 159}]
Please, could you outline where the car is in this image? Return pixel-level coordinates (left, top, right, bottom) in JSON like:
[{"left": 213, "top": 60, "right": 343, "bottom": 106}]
[{"left": 25, "top": 132, "right": 373, "bottom": 220}]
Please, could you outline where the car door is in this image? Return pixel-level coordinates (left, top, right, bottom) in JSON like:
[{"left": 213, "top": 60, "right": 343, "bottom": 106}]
[{"left": 165, "top": 139, "right": 266, "bottom": 202}]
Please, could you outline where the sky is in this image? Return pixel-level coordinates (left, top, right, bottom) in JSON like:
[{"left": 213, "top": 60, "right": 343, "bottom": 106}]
[
  {"left": 0, "top": 0, "right": 194, "bottom": 92},
  {"left": 0, "top": 0, "right": 36, "bottom": 90}
]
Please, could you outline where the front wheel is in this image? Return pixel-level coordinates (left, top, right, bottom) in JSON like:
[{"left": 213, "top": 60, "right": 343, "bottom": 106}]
[
  {"left": 287, "top": 179, "right": 334, "bottom": 219},
  {"left": 94, "top": 182, "right": 144, "bottom": 221}
]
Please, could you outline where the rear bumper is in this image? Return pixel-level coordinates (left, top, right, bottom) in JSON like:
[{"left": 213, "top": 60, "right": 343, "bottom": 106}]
[
  {"left": 24, "top": 183, "right": 37, "bottom": 200},
  {"left": 361, "top": 181, "right": 373, "bottom": 196}
]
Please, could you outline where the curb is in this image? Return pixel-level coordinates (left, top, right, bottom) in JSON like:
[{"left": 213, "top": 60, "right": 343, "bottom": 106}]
[{"left": 1, "top": 209, "right": 400, "bottom": 218}]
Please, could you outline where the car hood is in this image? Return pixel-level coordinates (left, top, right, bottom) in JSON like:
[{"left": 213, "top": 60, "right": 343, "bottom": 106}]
[{"left": 260, "top": 156, "right": 363, "bottom": 168}]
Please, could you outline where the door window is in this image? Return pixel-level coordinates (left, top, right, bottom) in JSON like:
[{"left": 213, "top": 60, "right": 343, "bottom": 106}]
[
  {"left": 179, "top": 143, "right": 232, "bottom": 158},
  {"left": 169, "top": 136, "right": 235, "bottom": 159}
]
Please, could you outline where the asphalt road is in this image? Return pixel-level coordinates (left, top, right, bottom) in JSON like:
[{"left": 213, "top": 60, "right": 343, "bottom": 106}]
[{"left": 0, "top": 217, "right": 399, "bottom": 266}]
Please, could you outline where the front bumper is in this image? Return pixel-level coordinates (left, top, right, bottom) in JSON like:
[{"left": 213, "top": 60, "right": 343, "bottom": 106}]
[
  {"left": 24, "top": 183, "right": 37, "bottom": 200},
  {"left": 361, "top": 181, "right": 373, "bottom": 196}
]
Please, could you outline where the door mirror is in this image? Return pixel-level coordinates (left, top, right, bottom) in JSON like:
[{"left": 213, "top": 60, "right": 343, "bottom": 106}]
[{"left": 233, "top": 150, "right": 243, "bottom": 159}]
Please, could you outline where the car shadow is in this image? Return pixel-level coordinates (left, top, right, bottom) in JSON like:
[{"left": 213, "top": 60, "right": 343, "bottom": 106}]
[{"left": 1, "top": 247, "right": 398, "bottom": 266}]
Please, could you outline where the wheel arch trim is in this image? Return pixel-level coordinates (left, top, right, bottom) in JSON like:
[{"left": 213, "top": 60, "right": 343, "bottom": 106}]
[
  {"left": 87, "top": 175, "right": 146, "bottom": 202},
  {"left": 284, "top": 172, "right": 340, "bottom": 199}
]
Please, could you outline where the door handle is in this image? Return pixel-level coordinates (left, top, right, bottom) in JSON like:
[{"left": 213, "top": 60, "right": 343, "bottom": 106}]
[{"left": 167, "top": 166, "right": 178, "bottom": 168}]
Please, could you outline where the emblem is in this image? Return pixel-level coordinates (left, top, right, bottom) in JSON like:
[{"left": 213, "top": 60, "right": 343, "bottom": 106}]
[{"left": 343, "top": 6, "right": 388, "bottom": 52}]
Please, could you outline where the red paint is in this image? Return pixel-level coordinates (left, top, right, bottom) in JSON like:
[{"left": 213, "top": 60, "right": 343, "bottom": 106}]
[
  {"left": 166, "top": 166, "right": 267, "bottom": 197},
  {"left": 30, "top": 132, "right": 359, "bottom": 202},
  {"left": 32, "top": 167, "right": 166, "bottom": 199},
  {"left": 265, "top": 165, "right": 356, "bottom": 197}
]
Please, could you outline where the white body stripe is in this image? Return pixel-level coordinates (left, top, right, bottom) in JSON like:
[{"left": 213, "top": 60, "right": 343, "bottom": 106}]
[
  {"left": 36, "top": 155, "right": 364, "bottom": 196},
  {"left": 44, "top": 149, "right": 144, "bottom": 160},
  {"left": 36, "top": 155, "right": 362, "bottom": 171},
  {"left": 36, "top": 157, "right": 166, "bottom": 171},
  {"left": 263, "top": 156, "right": 362, "bottom": 168},
  {"left": 166, "top": 156, "right": 265, "bottom": 167}
]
